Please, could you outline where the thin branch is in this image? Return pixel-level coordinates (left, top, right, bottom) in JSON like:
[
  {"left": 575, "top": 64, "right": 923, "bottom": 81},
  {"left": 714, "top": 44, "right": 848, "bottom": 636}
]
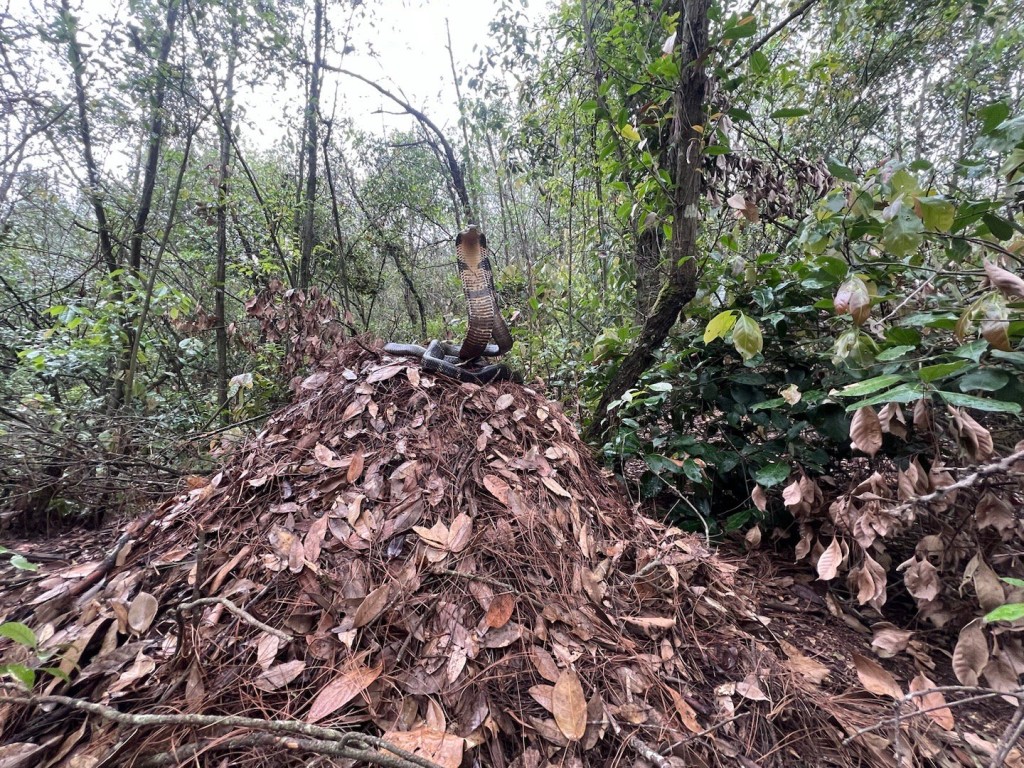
[
  {"left": 177, "top": 597, "right": 292, "bottom": 641},
  {"left": 727, "top": 0, "right": 821, "bottom": 71},
  {"left": 895, "top": 447, "right": 1024, "bottom": 512},
  {"left": 0, "top": 693, "right": 443, "bottom": 768}
]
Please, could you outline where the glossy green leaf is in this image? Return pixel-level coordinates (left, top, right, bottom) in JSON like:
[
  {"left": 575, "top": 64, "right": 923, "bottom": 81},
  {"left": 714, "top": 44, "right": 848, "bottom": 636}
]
[
  {"left": 983, "top": 603, "right": 1024, "bottom": 623},
  {"left": 981, "top": 212, "right": 1014, "bottom": 240},
  {"left": 9, "top": 555, "right": 38, "bottom": 571},
  {"left": 935, "top": 391, "right": 1021, "bottom": 413},
  {"left": 753, "top": 462, "right": 789, "bottom": 488},
  {"left": 882, "top": 210, "right": 924, "bottom": 257},
  {"left": 749, "top": 50, "right": 770, "bottom": 74},
  {"left": 918, "top": 359, "right": 971, "bottom": 382},
  {"left": 0, "top": 664, "right": 35, "bottom": 689},
  {"left": 916, "top": 196, "right": 955, "bottom": 232},
  {"left": 957, "top": 369, "right": 1009, "bottom": 392},
  {"left": 833, "top": 374, "right": 904, "bottom": 397},
  {"left": 845, "top": 384, "right": 927, "bottom": 411}
]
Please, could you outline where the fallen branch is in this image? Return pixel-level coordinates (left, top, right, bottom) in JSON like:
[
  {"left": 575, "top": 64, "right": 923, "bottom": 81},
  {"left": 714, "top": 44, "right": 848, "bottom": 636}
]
[
  {"left": 177, "top": 596, "right": 293, "bottom": 641},
  {"left": 0, "top": 693, "right": 443, "bottom": 768}
]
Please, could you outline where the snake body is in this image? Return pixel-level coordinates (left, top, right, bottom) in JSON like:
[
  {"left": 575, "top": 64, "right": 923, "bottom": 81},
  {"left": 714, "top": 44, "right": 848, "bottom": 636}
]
[{"left": 384, "top": 225, "right": 517, "bottom": 384}]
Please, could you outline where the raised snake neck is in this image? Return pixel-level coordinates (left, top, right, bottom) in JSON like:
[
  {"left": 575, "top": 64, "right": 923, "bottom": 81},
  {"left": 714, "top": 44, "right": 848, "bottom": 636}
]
[{"left": 384, "top": 225, "right": 517, "bottom": 384}]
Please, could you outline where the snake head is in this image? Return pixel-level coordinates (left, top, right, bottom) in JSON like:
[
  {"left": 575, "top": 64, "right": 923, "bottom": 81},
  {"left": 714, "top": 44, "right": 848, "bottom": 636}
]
[{"left": 456, "top": 224, "right": 486, "bottom": 249}]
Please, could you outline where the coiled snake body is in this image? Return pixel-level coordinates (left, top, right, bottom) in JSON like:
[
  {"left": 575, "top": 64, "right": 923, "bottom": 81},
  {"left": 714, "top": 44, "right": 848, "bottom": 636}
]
[{"left": 385, "top": 225, "right": 517, "bottom": 384}]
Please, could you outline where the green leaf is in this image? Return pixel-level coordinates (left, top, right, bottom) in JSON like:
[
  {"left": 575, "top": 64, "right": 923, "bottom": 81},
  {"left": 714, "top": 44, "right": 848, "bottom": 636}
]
[
  {"left": 0, "top": 622, "right": 37, "bottom": 649},
  {"left": 580, "top": 99, "right": 599, "bottom": 112},
  {"left": 882, "top": 210, "right": 924, "bottom": 257},
  {"left": 935, "top": 391, "right": 1021, "bottom": 413},
  {"left": 703, "top": 310, "right": 737, "bottom": 344},
  {"left": 981, "top": 212, "right": 1014, "bottom": 240},
  {"left": 833, "top": 374, "right": 904, "bottom": 397},
  {"left": 769, "top": 107, "right": 811, "bottom": 119},
  {"left": 749, "top": 50, "right": 770, "bottom": 74},
  {"left": 845, "top": 383, "right": 927, "bottom": 411},
  {"left": 8, "top": 555, "right": 38, "bottom": 571},
  {"left": 0, "top": 664, "right": 35, "bottom": 689},
  {"left": 876, "top": 345, "right": 916, "bottom": 361},
  {"left": 825, "top": 157, "right": 858, "bottom": 183},
  {"left": 39, "top": 666, "right": 71, "bottom": 683},
  {"left": 648, "top": 381, "right": 673, "bottom": 393},
  {"left": 991, "top": 350, "right": 1024, "bottom": 367},
  {"left": 916, "top": 196, "right": 955, "bottom": 233},
  {"left": 750, "top": 397, "right": 787, "bottom": 411},
  {"left": 978, "top": 101, "right": 1010, "bottom": 135},
  {"left": 983, "top": 603, "right": 1024, "bottom": 623},
  {"left": 728, "top": 107, "right": 753, "bottom": 122},
  {"left": 1001, "top": 577, "right": 1024, "bottom": 588},
  {"left": 619, "top": 124, "right": 641, "bottom": 142},
  {"left": 957, "top": 369, "right": 1009, "bottom": 392},
  {"left": 731, "top": 314, "right": 763, "bottom": 361},
  {"left": 918, "top": 359, "right": 971, "bottom": 382},
  {"left": 682, "top": 459, "right": 703, "bottom": 484},
  {"left": 890, "top": 168, "right": 920, "bottom": 197},
  {"left": 753, "top": 462, "right": 789, "bottom": 488}
]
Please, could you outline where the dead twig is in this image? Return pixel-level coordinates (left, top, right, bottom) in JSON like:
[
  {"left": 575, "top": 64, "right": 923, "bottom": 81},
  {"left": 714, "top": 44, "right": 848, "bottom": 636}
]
[
  {"left": 177, "top": 596, "right": 293, "bottom": 641},
  {"left": 893, "top": 447, "right": 1024, "bottom": 513},
  {"left": 0, "top": 693, "right": 442, "bottom": 768}
]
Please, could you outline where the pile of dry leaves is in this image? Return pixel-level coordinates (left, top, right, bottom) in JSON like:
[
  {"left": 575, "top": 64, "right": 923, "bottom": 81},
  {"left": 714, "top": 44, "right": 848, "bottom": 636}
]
[{"left": 0, "top": 341, "right": 1018, "bottom": 767}]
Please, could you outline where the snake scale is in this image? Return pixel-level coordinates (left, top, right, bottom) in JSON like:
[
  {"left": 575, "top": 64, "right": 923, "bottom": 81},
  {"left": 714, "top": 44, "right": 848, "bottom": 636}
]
[{"left": 384, "top": 225, "right": 518, "bottom": 384}]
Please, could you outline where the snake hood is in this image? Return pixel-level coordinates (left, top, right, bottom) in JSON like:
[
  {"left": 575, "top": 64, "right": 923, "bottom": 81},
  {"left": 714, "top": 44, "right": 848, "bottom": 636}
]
[{"left": 455, "top": 224, "right": 513, "bottom": 360}]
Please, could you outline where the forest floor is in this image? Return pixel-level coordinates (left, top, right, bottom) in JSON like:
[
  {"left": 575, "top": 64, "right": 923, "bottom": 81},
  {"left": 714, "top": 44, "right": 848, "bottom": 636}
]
[{"left": 0, "top": 341, "right": 1020, "bottom": 768}]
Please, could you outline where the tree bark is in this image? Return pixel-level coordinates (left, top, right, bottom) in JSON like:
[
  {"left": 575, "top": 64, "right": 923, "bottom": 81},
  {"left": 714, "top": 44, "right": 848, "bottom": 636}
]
[
  {"left": 583, "top": 0, "right": 709, "bottom": 444},
  {"left": 298, "top": 0, "right": 324, "bottom": 291},
  {"left": 214, "top": 12, "right": 238, "bottom": 421}
]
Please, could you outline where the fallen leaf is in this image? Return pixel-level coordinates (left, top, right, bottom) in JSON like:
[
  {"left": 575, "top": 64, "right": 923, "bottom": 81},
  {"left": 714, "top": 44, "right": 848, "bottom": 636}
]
[
  {"left": 306, "top": 659, "right": 382, "bottom": 723},
  {"left": 482, "top": 475, "right": 510, "bottom": 505},
  {"left": 127, "top": 592, "right": 158, "bottom": 634},
  {"left": 909, "top": 673, "right": 954, "bottom": 730},
  {"left": 352, "top": 584, "right": 391, "bottom": 628},
  {"left": 751, "top": 485, "right": 767, "bottom": 512},
  {"left": 314, "top": 443, "right": 345, "bottom": 468},
  {"left": 485, "top": 593, "right": 515, "bottom": 628},
  {"left": 366, "top": 364, "right": 404, "bottom": 383},
  {"left": 347, "top": 447, "right": 365, "bottom": 483},
  {"left": 663, "top": 685, "right": 702, "bottom": 733},
  {"left": 495, "top": 393, "right": 515, "bottom": 411},
  {"left": 551, "top": 668, "right": 587, "bottom": 741},
  {"left": 447, "top": 514, "right": 473, "bottom": 553},
  {"left": 852, "top": 652, "right": 903, "bottom": 700},
  {"left": 254, "top": 659, "right": 306, "bottom": 692},
  {"left": 735, "top": 674, "right": 769, "bottom": 702},
  {"left": 381, "top": 728, "right": 464, "bottom": 768},
  {"left": 541, "top": 476, "right": 572, "bottom": 499},
  {"left": 779, "top": 639, "right": 830, "bottom": 685}
]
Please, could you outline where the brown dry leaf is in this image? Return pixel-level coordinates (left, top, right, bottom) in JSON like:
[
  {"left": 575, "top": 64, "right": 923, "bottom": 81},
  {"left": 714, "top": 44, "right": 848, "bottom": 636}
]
[
  {"left": 751, "top": 484, "right": 767, "bottom": 512},
  {"left": 447, "top": 514, "right": 473, "bottom": 553},
  {"left": 352, "top": 583, "right": 391, "bottom": 628},
  {"left": 306, "top": 659, "right": 382, "bottom": 723},
  {"left": 984, "top": 260, "right": 1024, "bottom": 299},
  {"left": 903, "top": 558, "right": 941, "bottom": 602},
  {"left": 530, "top": 646, "right": 560, "bottom": 683},
  {"left": 951, "top": 621, "right": 988, "bottom": 686},
  {"left": 551, "top": 669, "right": 587, "bottom": 741},
  {"left": 528, "top": 684, "right": 555, "bottom": 712},
  {"left": 781, "top": 479, "right": 802, "bottom": 509},
  {"left": 382, "top": 728, "right": 464, "bottom": 768},
  {"left": 735, "top": 674, "right": 769, "bottom": 702},
  {"left": 412, "top": 521, "right": 449, "bottom": 549},
  {"left": 127, "top": 591, "right": 158, "bottom": 635},
  {"left": 622, "top": 616, "right": 676, "bottom": 630},
  {"left": 972, "top": 556, "right": 1006, "bottom": 612},
  {"left": 816, "top": 537, "right": 843, "bottom": 581},
  {"left": 495, "top": 393, "right": 515, "bottom": 411},
  {"left": 482, "top": 475, "right": 510, "bottom": 505},
  {"left": 663, "top": 685, "right": 702, "bottom": 733},
  {"left": 871, "top": 626, "right": 913, "bottom": 659},
  {"left": 347, "top": 447, "right": 365, "bottom": 483},
  {"left": 744, "top": 525, "right": 762, "bottom": 549},
  {"left": 314, "top": 443, "right": 346, "bottom": 468},
  {"left": 948, "top": 407, "right": 993, "bottom": 463},
  {"left": 300, "top": 371, "right": 329, "bottom": 390},
  {"left": 254, "top": 659, "right": 306, "bottom": 692},
  {"left": 850, "top": 406, "right": 883, "bottom": 457},
  {"left": 913, "top": 397, "right": 931, "bottom": 432},
  {"left": 541, "top": 476, "right": 572, "bottom": 499},
  {"left": 859, "top": 551, "right": 887, "bottom": 608},
  {"left": 485, "top": 593, "right": 515, "bottom": 628},
  {"left": 909, "top": 673, "right": 954, "bottom": 731},
  {"left": 779, "top": 639, "right": 830, "bottom": 685},
  {"left": 852, "top": 652, "right": 903, "bottom": 700},
  {"left": 366, "top": 363, "right": 404, "bottom": 383},
  {"left": 405, "top": 366, "right": 421, "bottom": 387},
  {"left": 255, "top": 633, "right": 280, "bottom": 671},
  {"left": 975, "top": 492, "right": 1016, "bottom": 531}
]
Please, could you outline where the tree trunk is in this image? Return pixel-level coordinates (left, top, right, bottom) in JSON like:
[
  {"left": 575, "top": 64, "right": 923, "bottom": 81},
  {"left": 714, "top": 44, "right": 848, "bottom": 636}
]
[
  {"left": 584, "top": 0, "right": 709, "bottom": 444},
  {"left": 298, "top": 0, "right": 324, "bottom": 291},
  {"left": 214, "top": 13, "right": 237, "bottom": 421}
]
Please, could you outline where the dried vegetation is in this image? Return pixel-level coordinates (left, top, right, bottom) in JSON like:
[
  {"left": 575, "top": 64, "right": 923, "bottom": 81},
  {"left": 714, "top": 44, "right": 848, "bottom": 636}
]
[{"left": 0, "top": 342, "right": 1020, "bottom": 767}]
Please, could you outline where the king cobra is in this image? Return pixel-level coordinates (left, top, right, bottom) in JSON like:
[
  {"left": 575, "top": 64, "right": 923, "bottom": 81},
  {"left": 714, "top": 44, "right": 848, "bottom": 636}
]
[{"left": 384, "top": 225, "right": 517, "bottom": 384}]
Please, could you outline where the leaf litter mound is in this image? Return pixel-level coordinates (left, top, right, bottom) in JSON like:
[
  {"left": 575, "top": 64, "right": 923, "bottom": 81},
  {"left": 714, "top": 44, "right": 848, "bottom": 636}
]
[{"left": 0, "top": 341, "right": 965, "bottom": 767}]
